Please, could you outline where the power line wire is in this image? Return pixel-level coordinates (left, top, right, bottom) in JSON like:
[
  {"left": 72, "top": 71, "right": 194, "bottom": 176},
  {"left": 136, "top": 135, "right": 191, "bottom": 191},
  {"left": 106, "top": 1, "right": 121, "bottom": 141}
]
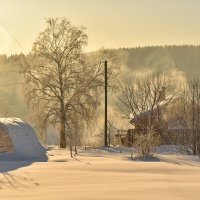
[
  {"left": 0, "top": 18, "right": 26, "bottom": 87},
  {"left": 0, "top": 19, "right": 26, "bottom": 52},
  {"left": 0, "top": 82, "right": 23, "bottom": 87}
]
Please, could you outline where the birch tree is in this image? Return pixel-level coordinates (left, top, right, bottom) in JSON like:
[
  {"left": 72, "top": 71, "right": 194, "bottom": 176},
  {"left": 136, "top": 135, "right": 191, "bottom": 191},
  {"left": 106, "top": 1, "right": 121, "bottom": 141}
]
[{"left": 21, "top": 18, "right": 119, "bottom": 148}]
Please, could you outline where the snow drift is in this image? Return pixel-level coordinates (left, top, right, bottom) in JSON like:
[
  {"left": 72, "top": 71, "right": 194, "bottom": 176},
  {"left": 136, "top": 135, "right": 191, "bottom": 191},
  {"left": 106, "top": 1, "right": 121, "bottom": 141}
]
[{"left": 0, "top": 118, "right": 47, "bottom": 161}]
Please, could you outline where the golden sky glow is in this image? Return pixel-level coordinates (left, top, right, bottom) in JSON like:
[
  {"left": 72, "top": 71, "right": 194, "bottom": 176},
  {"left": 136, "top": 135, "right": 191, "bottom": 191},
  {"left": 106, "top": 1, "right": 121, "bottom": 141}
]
[{"left": 0, "top": 0, "right": 200, "bottom": 55}]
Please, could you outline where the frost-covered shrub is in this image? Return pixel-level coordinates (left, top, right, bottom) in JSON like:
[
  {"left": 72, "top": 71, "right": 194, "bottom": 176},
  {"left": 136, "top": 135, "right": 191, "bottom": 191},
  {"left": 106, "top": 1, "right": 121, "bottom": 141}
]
[{"left": 134, "top": 129, "right": 161, "bottom": 157}]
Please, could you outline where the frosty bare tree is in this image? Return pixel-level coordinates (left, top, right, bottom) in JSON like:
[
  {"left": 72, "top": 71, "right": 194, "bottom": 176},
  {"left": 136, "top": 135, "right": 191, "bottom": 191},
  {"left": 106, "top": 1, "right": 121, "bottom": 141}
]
[
  {"left": 133, "top": 129, "right": 161, "bottom": 158},
  {"left": 20, "top": 18, "right": 119, "bottom": 148},
  {"left": 116, "top": 72, "right": 180, "bottom": 131},
  {"left": 172, "top": 77, "right": 200, "bottom": 155}
]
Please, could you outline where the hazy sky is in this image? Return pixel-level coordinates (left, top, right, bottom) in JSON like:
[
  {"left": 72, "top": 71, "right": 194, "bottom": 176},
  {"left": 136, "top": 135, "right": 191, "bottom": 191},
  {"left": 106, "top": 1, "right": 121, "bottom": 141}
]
[{"left": 0, "top": 0, "right": 200, "bottom": 55}]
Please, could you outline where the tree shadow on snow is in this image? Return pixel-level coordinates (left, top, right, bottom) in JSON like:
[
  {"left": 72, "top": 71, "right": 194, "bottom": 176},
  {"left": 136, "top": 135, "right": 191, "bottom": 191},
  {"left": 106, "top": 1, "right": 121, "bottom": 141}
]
[
  {"left": 0, "top": 171, "right": 41, "bottom": 189},
  {"left": 0, "top": 159, "right": 46, "bottom": 189},
  {"left": 0, "top": 172, "right": 27, "bottom": 189},
  {"left": 158, "top": 156, "right": 200, "bottom": 166},
  {"left": 127, "top": 155, "right": 199, "bottom": 166},
  {"left": 70, "top": 157, "right": 91, "bottom": 165},
  {"left": 126, "top": 155, "right": 161, "bottom": 162},
  {"left": 53, "top": 159, "right": 67, "bottom": 162}
]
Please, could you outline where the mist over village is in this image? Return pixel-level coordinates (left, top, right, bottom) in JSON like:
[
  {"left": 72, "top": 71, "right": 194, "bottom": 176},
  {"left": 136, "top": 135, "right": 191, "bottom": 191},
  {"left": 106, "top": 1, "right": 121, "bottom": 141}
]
[{"left": 0, "top": 0, "right": 200, "bottom": 199}]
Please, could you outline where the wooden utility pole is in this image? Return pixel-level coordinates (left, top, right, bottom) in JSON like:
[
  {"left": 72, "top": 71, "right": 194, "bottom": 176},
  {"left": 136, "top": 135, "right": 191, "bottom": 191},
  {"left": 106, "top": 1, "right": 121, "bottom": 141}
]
[{"left": 104, "top": 60, "right": 108, "bottom": 146}]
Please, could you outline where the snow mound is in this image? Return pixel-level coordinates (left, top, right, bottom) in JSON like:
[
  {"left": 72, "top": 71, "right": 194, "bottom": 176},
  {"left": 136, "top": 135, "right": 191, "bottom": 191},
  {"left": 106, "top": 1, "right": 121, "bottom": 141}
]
[{"left": 0, "top": 118, "right": 47, "bottom": 161}]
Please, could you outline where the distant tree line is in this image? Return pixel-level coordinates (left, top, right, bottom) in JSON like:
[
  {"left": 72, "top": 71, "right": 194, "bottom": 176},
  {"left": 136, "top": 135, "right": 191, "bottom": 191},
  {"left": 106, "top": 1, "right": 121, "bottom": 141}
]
[{"left": 114, "top": 45, "right": 200, "bottom": 80}]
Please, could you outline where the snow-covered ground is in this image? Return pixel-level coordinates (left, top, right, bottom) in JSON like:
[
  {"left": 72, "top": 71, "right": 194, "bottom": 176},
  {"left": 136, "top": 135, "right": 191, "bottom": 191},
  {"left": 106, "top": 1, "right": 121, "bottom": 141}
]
[{"left": 0, "top": 146, "right": 200, "bottom": 200}]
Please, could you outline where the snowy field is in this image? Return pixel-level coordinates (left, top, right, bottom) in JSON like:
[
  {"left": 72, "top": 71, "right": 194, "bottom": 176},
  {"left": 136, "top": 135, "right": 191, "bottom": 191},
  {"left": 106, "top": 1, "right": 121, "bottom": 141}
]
[{"left": 0, "top": 146, "right": 200, "bottom": 200}]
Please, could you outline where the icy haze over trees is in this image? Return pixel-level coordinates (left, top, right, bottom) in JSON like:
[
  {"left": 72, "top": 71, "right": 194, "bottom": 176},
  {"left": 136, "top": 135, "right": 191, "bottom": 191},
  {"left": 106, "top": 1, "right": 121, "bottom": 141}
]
[{"left": 1, "top": 38, "right": 200, "bottom": 146}]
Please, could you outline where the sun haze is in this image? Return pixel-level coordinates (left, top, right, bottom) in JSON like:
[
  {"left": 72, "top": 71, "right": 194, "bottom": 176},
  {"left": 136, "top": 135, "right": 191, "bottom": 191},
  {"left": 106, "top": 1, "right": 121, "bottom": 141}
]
[{"left": 0, "top": 0, "right": 200, "bottom": 55}]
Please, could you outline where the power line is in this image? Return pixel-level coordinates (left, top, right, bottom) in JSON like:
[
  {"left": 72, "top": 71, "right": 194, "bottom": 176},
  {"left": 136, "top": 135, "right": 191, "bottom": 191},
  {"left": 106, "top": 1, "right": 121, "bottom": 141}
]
[
  {"left": 0, "top": 18, "right": 26, "bottom": 52},
  {"left": 0, "top": 82, "right": 23, "bottom": 87},
  {"left": 107, "top": 120, "right": 127, "bottom": 132},
  {"left": 0, "top": 18, "right": 25, "bottom": 88}
]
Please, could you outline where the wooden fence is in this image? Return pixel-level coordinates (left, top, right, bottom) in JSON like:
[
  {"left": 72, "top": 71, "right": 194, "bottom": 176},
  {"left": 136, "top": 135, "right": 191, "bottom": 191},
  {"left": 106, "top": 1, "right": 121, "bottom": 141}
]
[{"left": 125, "top": 129, "right": 200, "bottom": 146}]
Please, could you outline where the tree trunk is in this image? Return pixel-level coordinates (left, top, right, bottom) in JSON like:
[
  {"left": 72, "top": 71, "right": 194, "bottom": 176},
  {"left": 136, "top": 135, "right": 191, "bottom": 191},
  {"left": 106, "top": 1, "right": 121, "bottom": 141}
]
[
  {"left": 74, "top": 146, "right": 78, "bottom": 156},
  {"left": 70, "top": 146, "right": 73, "bottom": 157},
  {"left": 60, "top": 116, "right": 66, "bottom": 148}
]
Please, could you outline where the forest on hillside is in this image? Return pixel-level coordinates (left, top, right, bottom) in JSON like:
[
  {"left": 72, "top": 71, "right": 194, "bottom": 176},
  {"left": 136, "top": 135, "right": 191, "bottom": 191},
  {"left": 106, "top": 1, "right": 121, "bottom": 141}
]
[
  {"left": 1, "top": 45, "right": 200, "bottom": 118},
  {"left": 116, "top": 45, "right": 200, "bottom": 79},
  {"left": 0, "top": 54, "right": 28, "bottom": 120}
]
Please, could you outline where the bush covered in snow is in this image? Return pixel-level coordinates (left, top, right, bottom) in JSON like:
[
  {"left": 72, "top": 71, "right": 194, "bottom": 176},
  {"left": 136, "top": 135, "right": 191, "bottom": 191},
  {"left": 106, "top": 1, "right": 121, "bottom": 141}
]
[{"left": 133, "top": 129, "right": 161, "bottom": 158}]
